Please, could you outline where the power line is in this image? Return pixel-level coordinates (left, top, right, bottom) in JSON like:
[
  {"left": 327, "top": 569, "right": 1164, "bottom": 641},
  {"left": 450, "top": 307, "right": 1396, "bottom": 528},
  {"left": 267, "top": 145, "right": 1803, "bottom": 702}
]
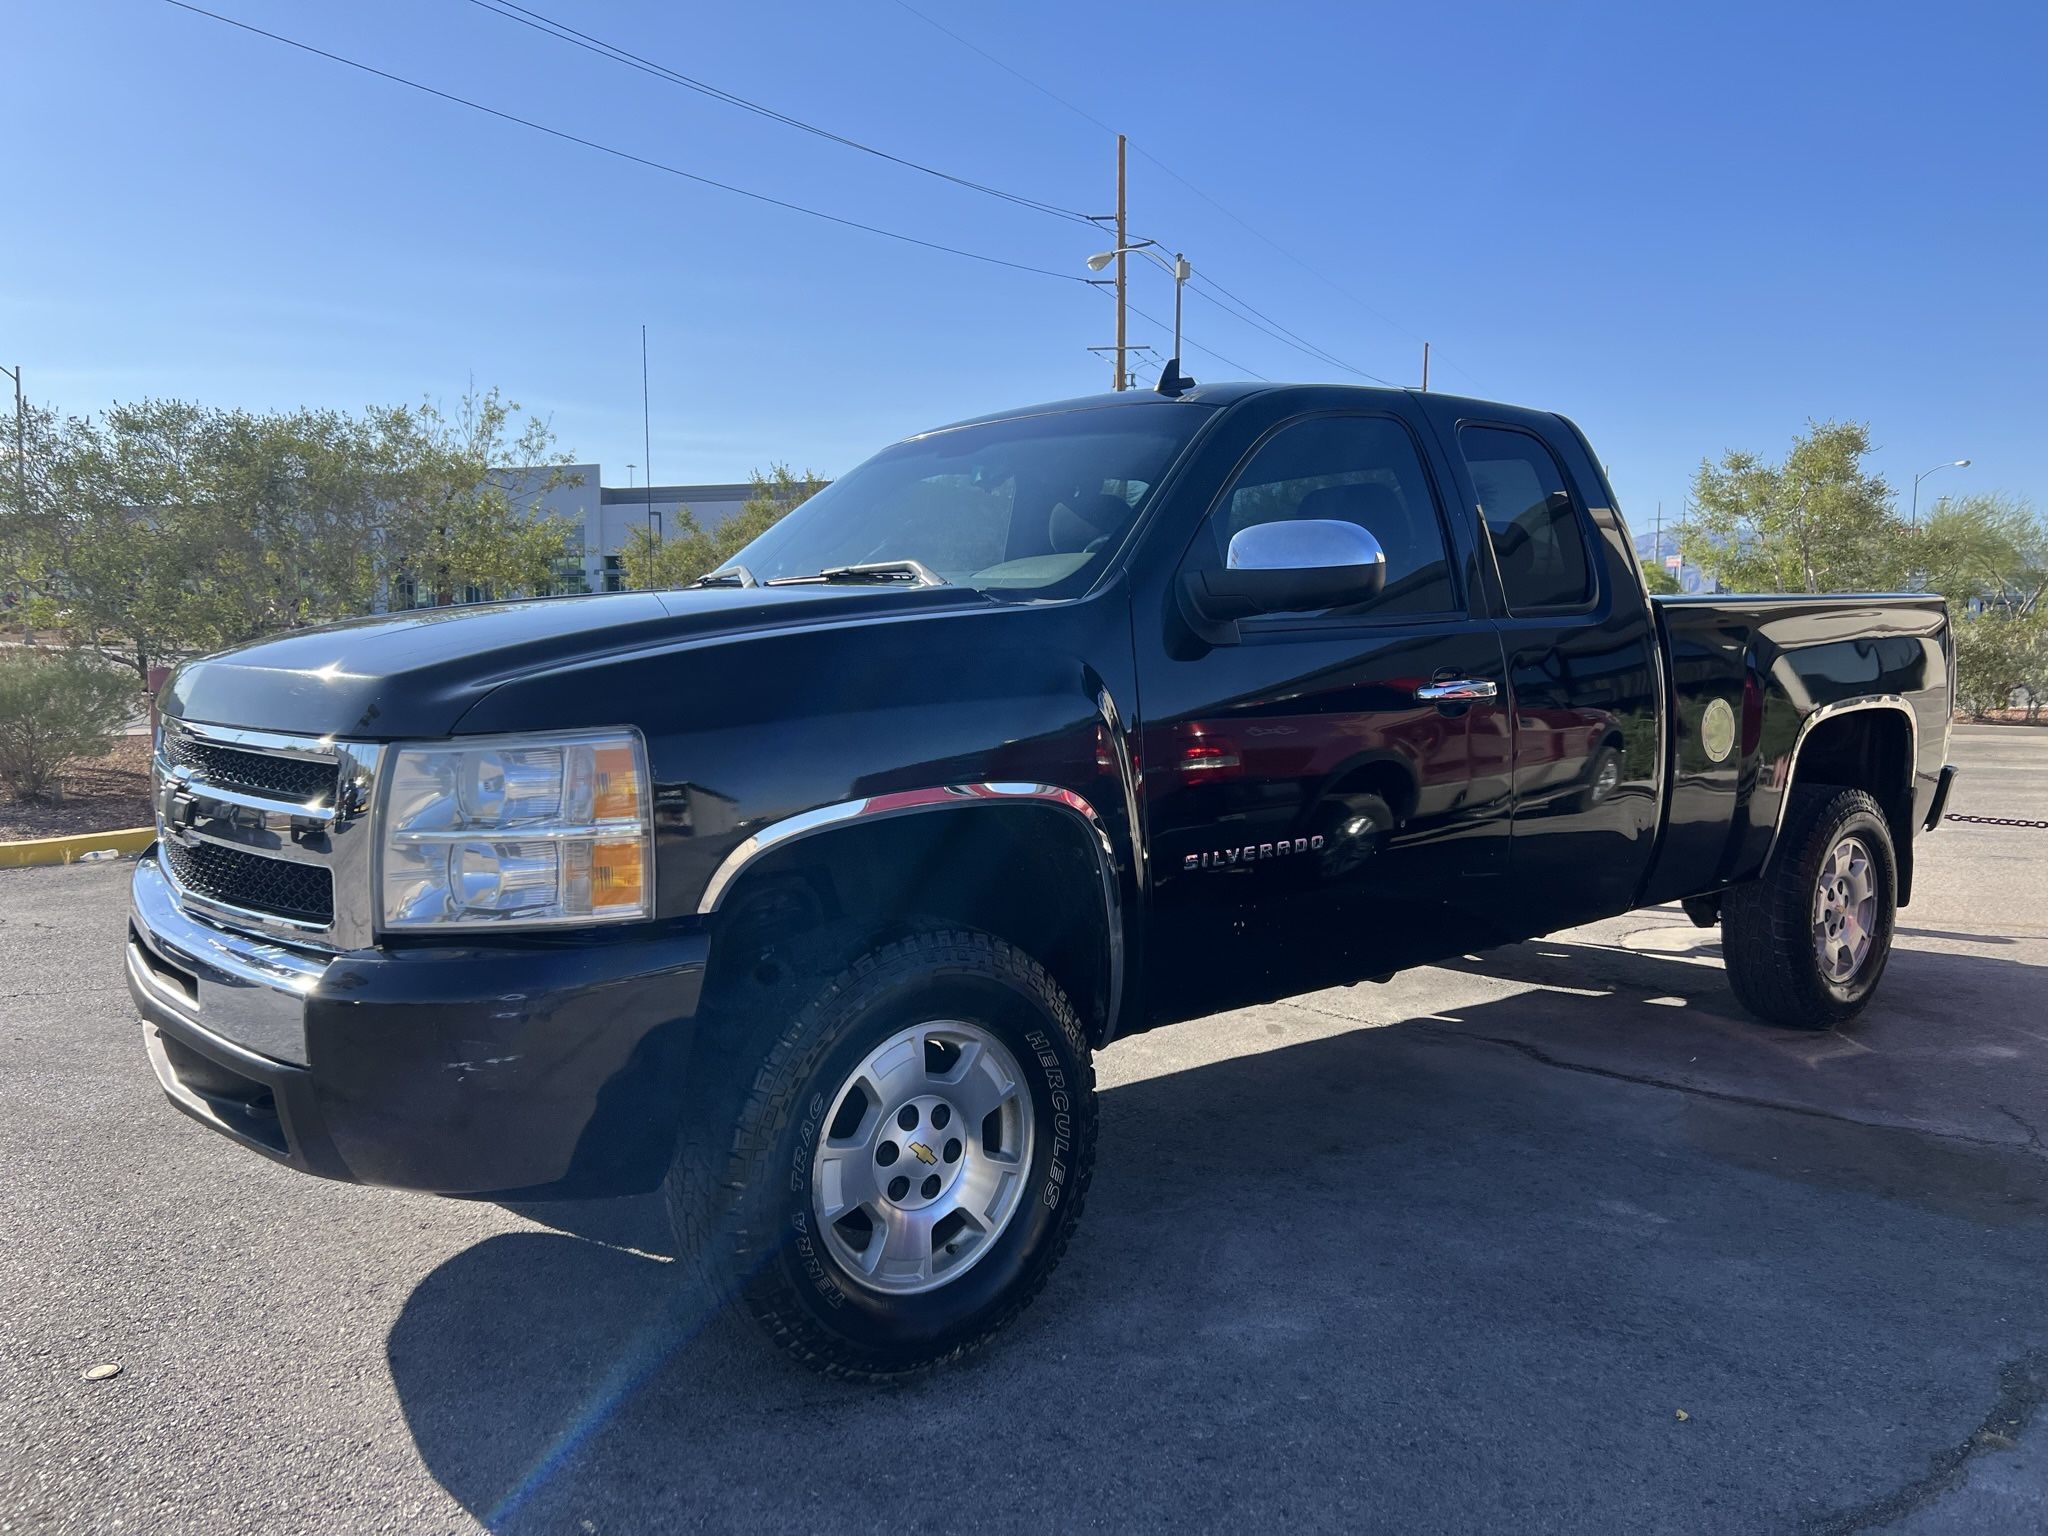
[
  {"left": 890, "top": 0, "right": 1480, "bottom": 390},
  {"left": 888, "top": 0, "right": 1121, "bottom": 139},
  {"left": 160, "top": 1, "right": 1094, "bottom": 286},
  {"left": 1131, "top": 150, "right": 1470, "bottom": 378},
  {"left": 1141, "top": 160, "right": 1484, "bottom": 390},
  {"left": 457, "top": 0, "right": 1100, "bottom": 228},
  {"left": 1184, "top": 273, "right": 1396, "bottom": 386},
  {"left": 1115, "top": 291, "right": 1269, "bottom": 382}
]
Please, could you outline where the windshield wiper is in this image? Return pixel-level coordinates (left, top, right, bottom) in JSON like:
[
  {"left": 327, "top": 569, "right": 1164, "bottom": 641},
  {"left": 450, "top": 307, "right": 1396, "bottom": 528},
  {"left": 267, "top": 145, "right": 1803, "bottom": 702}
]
[
  {"left": 690, "top": 564, "right": 757, "bottom": 588},
  {"left": 765, "top": 560, "right": 947, "bottom": 588}
]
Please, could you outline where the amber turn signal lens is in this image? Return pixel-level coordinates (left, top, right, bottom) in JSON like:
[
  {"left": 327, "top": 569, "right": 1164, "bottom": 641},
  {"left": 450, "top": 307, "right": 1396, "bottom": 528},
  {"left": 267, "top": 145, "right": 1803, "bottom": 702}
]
[
  {"left": 591, "top": 744, "right": 643, "bottom": 822},
  {"left": 589, "top": 840, "right": 645, "bottom": 910}
]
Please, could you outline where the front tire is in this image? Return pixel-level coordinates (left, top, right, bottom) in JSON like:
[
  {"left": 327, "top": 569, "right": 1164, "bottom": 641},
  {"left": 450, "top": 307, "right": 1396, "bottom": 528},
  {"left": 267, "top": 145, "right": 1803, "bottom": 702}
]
[
  {"left": 666, "top": 927, "right": 1097, "bottom": 1381},
  {"left": 1571, "top": 743, "right": 1623, "bottom": 811},
  {"left": 1722, "top": 785, "right": 1898, "bottom": 1030}
]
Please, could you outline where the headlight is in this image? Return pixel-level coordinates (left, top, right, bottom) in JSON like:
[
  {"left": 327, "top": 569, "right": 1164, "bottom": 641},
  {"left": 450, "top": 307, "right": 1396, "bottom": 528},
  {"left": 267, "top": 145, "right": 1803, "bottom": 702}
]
[{"left": 379, "top": 729, "right": 653, "bottom": 930}]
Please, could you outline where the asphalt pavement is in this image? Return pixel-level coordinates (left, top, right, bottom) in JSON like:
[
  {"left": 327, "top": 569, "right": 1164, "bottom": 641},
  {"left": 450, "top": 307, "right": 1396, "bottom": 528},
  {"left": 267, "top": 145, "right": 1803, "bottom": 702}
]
[{"left": 4, "top": 725, "right": 2046, "bottom": 1534}]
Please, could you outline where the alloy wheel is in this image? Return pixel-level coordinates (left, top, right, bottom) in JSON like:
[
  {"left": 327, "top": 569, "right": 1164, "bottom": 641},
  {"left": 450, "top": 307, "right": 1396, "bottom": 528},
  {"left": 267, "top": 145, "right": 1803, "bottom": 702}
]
[
  {"left": 1811, "top": 834, "right": 1878, "bottom": 983},
  {"left": 811, "top": 1020, "right": 1035, "bottom": 1296}
]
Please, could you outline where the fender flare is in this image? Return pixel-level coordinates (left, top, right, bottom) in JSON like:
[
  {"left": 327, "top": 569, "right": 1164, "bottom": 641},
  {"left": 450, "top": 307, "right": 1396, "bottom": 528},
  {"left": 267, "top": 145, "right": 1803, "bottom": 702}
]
[
  {"left": 1759, "top": 695, "right": 1919, "bottom": 871},
  {"left": 695, "top": 783, "right": 1126, "bottom": 1030}
]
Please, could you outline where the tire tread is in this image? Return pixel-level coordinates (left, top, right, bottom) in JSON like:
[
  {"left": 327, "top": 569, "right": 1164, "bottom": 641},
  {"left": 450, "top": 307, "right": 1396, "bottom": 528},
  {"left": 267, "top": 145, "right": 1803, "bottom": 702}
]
[
  {"left": 1722, "top": 784, "right": 1895, "bottom": 1030},
  {"left": 665, "top": 926, "right": 1096, "bottom": 1382}
]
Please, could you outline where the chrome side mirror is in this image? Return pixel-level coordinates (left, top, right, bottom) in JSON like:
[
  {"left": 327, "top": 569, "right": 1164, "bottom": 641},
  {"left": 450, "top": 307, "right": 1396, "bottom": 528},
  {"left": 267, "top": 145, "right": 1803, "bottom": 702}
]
[
  {"left": 1184, "top": 519, "right": 1388, "bottom": 626},
  {"left": 1227, "top": 518, "right": 1386, "bottom": 578}
]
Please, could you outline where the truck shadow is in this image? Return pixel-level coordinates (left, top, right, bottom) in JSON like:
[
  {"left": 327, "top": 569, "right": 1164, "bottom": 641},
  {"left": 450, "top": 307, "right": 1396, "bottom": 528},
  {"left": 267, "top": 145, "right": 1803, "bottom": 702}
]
[{"left": 389, "top": 940, "right": 2048, "bottom": 1533}]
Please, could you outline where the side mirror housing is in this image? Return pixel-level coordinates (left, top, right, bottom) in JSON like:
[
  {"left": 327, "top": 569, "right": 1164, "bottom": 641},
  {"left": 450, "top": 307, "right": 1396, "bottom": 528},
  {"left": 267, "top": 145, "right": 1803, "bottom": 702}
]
[{"left": 1183, "top": 519, "right": 1387, "bottom": 625}]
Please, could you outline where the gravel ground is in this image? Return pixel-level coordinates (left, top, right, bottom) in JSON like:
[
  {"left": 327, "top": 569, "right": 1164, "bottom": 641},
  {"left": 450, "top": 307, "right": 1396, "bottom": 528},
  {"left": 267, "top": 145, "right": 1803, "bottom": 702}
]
[
  {"left": 0, "top": 735, "right": 152, "bottom": 842},
  {"left": 2, "top": 725, "right": 2045, "bottom": 1535}
]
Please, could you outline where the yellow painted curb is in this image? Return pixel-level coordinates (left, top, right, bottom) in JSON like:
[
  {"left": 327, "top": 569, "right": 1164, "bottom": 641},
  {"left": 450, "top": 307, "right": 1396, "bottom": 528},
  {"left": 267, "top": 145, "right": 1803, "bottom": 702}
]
[{"left": 0, "top": 826, "right": 155, "bottom": 869}]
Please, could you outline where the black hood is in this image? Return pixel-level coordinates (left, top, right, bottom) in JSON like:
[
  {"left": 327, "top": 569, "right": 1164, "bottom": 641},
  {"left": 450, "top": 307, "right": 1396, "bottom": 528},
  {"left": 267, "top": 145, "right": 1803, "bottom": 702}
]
[{"left": 160, "top": 585, "right": 985, "bottom": 739}]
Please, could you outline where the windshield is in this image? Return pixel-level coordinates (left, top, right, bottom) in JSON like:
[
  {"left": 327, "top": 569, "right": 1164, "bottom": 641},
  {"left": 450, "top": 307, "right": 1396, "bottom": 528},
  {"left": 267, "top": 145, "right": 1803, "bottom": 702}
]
[{"left": 722, "top": 402, "right": 1209, "bottom": 597}]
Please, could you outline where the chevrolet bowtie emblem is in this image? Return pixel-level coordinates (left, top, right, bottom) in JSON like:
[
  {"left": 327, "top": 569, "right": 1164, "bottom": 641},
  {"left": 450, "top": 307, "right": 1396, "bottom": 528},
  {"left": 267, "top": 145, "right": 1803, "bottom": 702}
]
[{"left": 908, "top": 1141, "right": 937, "bottom": 1166}]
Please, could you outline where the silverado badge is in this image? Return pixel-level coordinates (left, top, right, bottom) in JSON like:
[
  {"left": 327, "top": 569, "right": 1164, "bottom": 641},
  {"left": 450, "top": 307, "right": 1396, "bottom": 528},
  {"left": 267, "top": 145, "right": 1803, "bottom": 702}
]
[{"left": 1184, "top": 834, "right": 1325, "bottom": 873}]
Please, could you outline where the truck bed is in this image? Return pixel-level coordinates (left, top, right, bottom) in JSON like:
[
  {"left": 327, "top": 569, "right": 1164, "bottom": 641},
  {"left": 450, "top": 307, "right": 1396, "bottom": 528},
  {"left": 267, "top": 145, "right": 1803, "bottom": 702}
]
[{"left": 1640, "top": 593, "right": 1952, "bottom": 908}]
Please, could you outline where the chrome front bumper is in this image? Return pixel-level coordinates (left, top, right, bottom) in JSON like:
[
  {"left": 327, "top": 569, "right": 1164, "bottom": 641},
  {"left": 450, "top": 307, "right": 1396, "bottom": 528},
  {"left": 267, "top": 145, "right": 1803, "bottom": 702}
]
[
  {"left": 126, "top": 850, "right": 327, "bottom": 1066},
  {"left": 126, "top": 844, "right": 715, "bottom": 1195}
]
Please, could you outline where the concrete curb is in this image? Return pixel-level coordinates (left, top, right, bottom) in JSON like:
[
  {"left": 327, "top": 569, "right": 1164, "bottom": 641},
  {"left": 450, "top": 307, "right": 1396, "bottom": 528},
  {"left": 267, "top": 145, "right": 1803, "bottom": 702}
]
[{"left": 0, "top": 826, "right": 154, "bottom": 869}]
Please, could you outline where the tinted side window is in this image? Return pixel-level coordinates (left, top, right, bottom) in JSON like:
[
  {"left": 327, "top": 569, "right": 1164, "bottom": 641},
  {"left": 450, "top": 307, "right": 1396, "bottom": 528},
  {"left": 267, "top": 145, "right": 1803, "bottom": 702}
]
[
  {"left": 1458, "top": 425, "right": 1593, "bottom": 612},
  {"left": 1208, "top": 415, "right": 1455, "bottom": 617}
]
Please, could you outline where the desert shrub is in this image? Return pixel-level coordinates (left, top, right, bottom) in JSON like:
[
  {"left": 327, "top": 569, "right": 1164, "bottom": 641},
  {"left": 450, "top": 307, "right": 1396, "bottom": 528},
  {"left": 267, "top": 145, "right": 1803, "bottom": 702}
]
[{"left": 0, "top": 650, "right": 138, "bottom": 804}]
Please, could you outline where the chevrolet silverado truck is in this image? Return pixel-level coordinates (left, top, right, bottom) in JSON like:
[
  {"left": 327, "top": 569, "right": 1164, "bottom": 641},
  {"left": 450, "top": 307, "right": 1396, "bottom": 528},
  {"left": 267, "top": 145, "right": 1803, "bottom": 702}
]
[{"left": 126, "top": 382, "right": 1957, "bottom": 1379}]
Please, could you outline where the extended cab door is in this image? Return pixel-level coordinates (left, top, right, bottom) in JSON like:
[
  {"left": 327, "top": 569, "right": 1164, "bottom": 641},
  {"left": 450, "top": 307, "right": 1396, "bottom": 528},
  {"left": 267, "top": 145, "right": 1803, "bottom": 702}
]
[
  {"left": 1134, "top": 406, "right": 1513, "bottom": 1025},
  {"left": 1418, "top": 406, "right": 1664, "bottom": 931}
]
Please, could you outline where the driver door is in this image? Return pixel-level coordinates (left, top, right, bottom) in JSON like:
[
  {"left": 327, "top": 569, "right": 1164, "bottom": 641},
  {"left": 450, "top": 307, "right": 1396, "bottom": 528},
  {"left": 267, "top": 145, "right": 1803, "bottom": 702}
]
[{"left": 1137, "top": 410, "right": 1512, "bottom": 1025}]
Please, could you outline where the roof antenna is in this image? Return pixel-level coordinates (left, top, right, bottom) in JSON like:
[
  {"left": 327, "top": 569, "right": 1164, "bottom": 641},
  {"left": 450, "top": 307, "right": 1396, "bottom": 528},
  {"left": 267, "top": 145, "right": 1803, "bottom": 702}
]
[{"left": 1155, "top": 357, "right": 1196, "bottom": 397}]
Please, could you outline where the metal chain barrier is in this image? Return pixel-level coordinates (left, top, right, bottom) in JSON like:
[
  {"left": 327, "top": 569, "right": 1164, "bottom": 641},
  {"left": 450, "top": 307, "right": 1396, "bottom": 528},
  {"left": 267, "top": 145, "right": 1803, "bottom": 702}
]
[{"left": 1946, "top": 812, "right": 2048, "bottom": 829}]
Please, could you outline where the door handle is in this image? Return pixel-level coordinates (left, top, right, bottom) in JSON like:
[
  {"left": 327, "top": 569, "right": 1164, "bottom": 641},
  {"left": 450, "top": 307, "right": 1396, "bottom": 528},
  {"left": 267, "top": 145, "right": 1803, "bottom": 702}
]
[{"left": 1416, "top": 679, "right": 1499, "bottom": 701}]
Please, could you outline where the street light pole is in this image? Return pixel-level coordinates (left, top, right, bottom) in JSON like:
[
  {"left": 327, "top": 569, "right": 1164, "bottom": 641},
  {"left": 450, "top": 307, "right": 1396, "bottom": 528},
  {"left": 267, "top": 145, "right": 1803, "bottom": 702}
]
[
  {"left": 1087, "top": 242, "right": 1192, "bottom": 382},
  {"left": 1114, "top": 135, "right": 1127, "bottom": 391},
  {"left": 2, "top": 363, "right": 21, "bottom": 518},
  {"left": 1172, "top": 252, "right": 1187, "bottom": 373},
  {"left": 1911, "top": 458, "right": 1972, "bottom": 527},
  {"left": 2, "top": 364, "right": 23, "bottom": 632},
  {"left": 641, "top": 324, "right": 655, "bottom": 544}
]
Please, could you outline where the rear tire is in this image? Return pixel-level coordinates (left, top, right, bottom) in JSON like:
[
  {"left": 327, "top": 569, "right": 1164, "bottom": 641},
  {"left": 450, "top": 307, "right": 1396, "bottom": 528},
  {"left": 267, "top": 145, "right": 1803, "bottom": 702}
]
[
  {"left": 1722, "top": 785, "right": 1897, "bottom": 1030},
  {"left": 665, "top": 926, "right": 1096, "bottom": 1381}
]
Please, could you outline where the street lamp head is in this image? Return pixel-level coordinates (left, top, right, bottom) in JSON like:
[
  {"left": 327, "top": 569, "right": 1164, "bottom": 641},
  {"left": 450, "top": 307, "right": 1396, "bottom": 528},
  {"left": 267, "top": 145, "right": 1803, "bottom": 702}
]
[
  {"left": 1086, "top": 251, "right": 1117, "bottom": 272},
  {"left": 1955, "top": 459, "right": 1972, "bottom": 467}
]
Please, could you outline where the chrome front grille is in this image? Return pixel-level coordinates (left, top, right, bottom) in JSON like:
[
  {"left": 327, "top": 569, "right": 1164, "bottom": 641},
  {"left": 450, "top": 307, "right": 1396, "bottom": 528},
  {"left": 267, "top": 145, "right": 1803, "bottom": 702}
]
[
  {"left": 153, "top": 721, "right": 383, "bottom": 949},
  {"left": 161, "top": 837, "right": 336, "bottom": 925},
  {"left": 163, "top": 734, "right": 339, "bottom": 807}
]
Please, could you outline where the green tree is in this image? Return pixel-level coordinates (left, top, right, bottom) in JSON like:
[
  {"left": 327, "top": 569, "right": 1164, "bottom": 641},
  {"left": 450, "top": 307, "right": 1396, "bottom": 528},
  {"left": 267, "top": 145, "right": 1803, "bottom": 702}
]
[
  {"left": 618, "top": 520, "right": 713, "bottom": 590},
  {"left": 1679, "top": 421, "right": 1900, "bottom": 593},
  {"left": 1639, "top": 558, "right": 1681, "bottom": 595},
  {"left": 1953, "top": 611, "right": 2046, "bottom": 720},
  {"left": 0, "top": 649, "right": 138, "bottom": 803},
  {"left": 375, "top": 389, "right": 583, "bottom": 608},
  {"left": 620, "top": 464, "right": 824, "bottom": 591},
  {"left": 1916, "top": 493, "right": 2048, "bottom": 616},
  {"left": 5, "top": 388, "right": 581, "bottom": 678}
]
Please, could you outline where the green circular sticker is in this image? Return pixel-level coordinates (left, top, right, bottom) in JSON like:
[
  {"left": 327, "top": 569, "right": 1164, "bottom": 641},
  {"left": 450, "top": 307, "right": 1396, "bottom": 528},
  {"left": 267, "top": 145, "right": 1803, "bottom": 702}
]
[{"left": 1700, "top": 698, "right": 1736, "bottom": 763}]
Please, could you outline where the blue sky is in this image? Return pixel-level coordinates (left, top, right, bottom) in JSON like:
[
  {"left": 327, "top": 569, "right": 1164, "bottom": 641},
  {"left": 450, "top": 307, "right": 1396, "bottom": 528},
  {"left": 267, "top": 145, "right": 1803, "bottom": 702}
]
[{"left": 4, "top": 0, "right": 2042, "bottom": 532}]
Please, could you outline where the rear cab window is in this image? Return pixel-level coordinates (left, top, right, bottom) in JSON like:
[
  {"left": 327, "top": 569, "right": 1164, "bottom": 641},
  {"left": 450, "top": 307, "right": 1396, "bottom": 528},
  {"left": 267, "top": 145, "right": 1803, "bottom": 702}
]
[{"left": 1457, "top": 425, "right": 1595, "bottom": 613}]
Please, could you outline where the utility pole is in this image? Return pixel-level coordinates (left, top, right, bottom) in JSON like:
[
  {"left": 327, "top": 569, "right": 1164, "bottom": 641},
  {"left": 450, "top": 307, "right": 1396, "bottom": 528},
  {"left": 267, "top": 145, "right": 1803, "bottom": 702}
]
[
  {"left": 1420, "top": 342, "right": 1429, "bottom": 392},
  {"left": 3, "top": 364, "right": 21, "bottom": 512},
  {"left": 1114, "top": 135, "right": 1128, "bottom": 391},
  {"left": 3, "top": 364, "right": 24, "bottom": 639},
  {"left": 641, "top": 325, "right": 655, "bottom": 543}
]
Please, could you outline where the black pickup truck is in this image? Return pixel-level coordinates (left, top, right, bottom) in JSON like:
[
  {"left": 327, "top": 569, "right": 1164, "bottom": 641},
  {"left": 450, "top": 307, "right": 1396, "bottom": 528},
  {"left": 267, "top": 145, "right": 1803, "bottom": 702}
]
[{"left": 127, "top": 382, "right": 1956, "bottom": 1378}]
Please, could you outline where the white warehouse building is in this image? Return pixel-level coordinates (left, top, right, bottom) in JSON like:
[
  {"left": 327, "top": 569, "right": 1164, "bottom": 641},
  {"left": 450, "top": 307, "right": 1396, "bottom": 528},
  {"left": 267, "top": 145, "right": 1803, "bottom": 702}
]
[{"left": 491, "top": 465, "right": 766, "bottom": 594}]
